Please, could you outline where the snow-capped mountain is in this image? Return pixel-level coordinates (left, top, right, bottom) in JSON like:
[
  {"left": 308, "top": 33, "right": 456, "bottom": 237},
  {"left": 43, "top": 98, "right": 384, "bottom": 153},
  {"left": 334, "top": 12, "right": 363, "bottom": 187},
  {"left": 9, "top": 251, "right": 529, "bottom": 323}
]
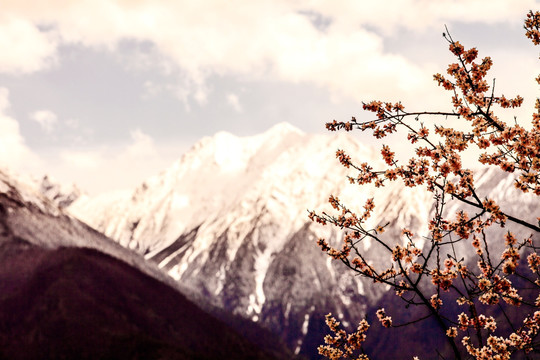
[
  {"left": 62, "top": 122, "right": 540, "bottom": 358},
  {"left": 0, "top": 168, "right": 170, "bottom": 286},
  {"left": 0, "top": 167, "right": 294, "bottom": 359},
  {"left": 38, "top": 174, "right": 82, "bottom": 209},
  {"left": 68, "top": 123, "right": 435, "bottom": 357}
]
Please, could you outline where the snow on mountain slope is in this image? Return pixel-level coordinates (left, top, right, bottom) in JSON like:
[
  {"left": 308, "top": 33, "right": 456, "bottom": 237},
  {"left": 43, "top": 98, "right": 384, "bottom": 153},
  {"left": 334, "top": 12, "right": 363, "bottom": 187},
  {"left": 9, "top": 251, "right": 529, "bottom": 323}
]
[
  {"left": 70, "top": 122, "right": 431, "bottom": 255},
  {"left": 38, "top": 175, "right": 82, "bottom": 209},
  {"left": 68, "top": 122, "right": 434, "bottom": 357},
  {"left": 0, "top": 168, "right": 180, "bottom": 291},
  {"left": 71, "top": 123, "right": 308, "bottom": 252}
]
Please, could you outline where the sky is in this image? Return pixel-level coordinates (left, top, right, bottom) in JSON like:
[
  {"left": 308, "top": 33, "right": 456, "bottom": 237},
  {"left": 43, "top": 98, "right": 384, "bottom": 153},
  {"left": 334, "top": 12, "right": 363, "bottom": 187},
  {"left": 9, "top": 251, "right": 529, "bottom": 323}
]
[{"left": 0, "top": 0, "right": 539, "bottom": 194}]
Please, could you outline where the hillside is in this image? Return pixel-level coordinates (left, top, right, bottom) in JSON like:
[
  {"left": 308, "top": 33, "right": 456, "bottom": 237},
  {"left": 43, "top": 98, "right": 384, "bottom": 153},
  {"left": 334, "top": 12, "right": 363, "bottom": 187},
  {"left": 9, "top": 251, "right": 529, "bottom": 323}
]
[{"left": 0, "top": 168, "right": 292, "bottom": 359}]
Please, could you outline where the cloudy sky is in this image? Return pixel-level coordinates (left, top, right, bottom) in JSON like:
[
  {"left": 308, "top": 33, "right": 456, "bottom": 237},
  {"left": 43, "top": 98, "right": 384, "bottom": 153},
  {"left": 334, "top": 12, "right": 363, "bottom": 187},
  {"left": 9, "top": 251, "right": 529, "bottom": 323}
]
[{"left": 1, "top": 0, "right": 539, "bottom": 194}]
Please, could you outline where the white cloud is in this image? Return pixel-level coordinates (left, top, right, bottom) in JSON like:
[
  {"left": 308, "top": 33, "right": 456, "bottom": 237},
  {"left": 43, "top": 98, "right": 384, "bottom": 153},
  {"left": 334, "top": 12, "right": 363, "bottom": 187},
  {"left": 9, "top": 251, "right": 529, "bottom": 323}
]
[
  {"left": 59, "top": 128, "right": 158, "bottom": 171},
  {"left": 226, "top": 93, "right": 243, "bottom": 113},
  {"left": 30, "top": 109, "right": 58, "bottom": 133},
  {"left": 60, "top": 150, "right": 100, "bottom": 170},
  {"left": 64, "top": 118, "right": 80, "bottom": 129},
  {"left": 2, "top": 0, "right": 536, "bottom": 102},
  {"left": 310, "top": 0, "right": 538, "bottom": 33},
  {"left": 56, "top": 128, "right": 184, "bottom": 193},
  {"left": 125, "top": 128, "right": 158, "bottom": 159},
  {"left": 0, "top": 15, "right": 58, "bottom": 73},
  {"left": 0, "top": 89, "right": 9, "bottom": 113},
  {"left": 0, "top": 0, "right": 538, "bottom": 194},
  {"left": 0, "top": 88, "right": 42, "bottom": 173},
  {"left": 0, "top": 88, "right": 182, "bottom": 195}
]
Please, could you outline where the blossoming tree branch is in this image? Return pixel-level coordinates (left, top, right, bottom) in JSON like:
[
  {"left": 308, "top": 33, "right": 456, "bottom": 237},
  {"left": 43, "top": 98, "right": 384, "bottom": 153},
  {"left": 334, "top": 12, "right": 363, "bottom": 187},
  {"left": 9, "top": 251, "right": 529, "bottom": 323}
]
[{"left": 310, "top": 11, "right": 540, "bottom": 360}]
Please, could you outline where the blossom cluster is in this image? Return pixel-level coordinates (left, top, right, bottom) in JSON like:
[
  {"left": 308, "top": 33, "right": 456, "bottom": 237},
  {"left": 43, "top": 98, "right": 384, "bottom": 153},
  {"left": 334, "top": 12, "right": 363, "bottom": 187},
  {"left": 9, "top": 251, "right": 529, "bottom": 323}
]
[
  {"left": 318, "top": 313, "right": 370, "bottom": 360},
  {"left": 314, "top": 11, "right": 540, "bottom": 360}
]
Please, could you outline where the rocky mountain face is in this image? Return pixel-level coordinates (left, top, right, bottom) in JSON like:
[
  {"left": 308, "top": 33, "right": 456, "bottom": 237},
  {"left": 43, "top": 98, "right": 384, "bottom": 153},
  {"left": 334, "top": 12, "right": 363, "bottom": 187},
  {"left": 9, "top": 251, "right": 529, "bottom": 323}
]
[
  {"left": 0, "top": 168, "right": 292, "bottom": 360},
  {"left": 38, "top": 175, "right": 81, "bottom": 209},
  {"left": 0, "top": 168, "right": 174, "bottom": 287},
  {"left": 68, "top": 123, "right": 440, "bottom": 358}
]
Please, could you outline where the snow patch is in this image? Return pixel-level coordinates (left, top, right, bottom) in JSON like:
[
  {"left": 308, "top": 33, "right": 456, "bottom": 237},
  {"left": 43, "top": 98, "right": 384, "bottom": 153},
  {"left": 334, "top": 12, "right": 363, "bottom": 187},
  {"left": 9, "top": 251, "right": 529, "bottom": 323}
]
[
  {"left": 356, "top": 278, "right": 365, "bottom": 295},
  {"left": 213, "top": 132, "right": 248, "bottom": 172},
  {"left": 168, "top": 265, "right": 181, "bottom": 281},
  {"left": 247, "top": 294, "right": 262, "bottom": 315},
  {"left": 326, "top": 257, "right": 336, "bottom": 280},
  {"left": 171, "top": 193, "right": 189, "bottom": 209},
  {"left": 301, "top": 313, "right": 310, "bottom": 335},
  {"left": 253, "top": 258, "right": 268, "bottom": 311},
  {"left": 340, "top": 293, "right": 351, "bottom": 306},
  {"left": 284, "top": 302, "right": 291, "bottom": 319},
  {"left": 167, "top": 262, "right": 188, "bottom": 281},
  {"left": 159, "top": 245, "right": 190, "bottom": 269},
  {"left": 214, "top": 265, "right": 226, "bottom": 295}
]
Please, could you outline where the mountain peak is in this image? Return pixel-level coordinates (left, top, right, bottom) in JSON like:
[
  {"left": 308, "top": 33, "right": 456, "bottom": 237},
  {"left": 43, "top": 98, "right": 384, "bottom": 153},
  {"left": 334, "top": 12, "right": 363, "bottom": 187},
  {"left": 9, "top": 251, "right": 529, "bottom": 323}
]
[
  {"left": 264, "top": 122, "right": 304, "bottom": 137},
  {"left": 173, "top": 123, "right": 305, "bottom": 175},
  {"left": 39, "top": 174, "right": 82, "bottom": 208}
]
